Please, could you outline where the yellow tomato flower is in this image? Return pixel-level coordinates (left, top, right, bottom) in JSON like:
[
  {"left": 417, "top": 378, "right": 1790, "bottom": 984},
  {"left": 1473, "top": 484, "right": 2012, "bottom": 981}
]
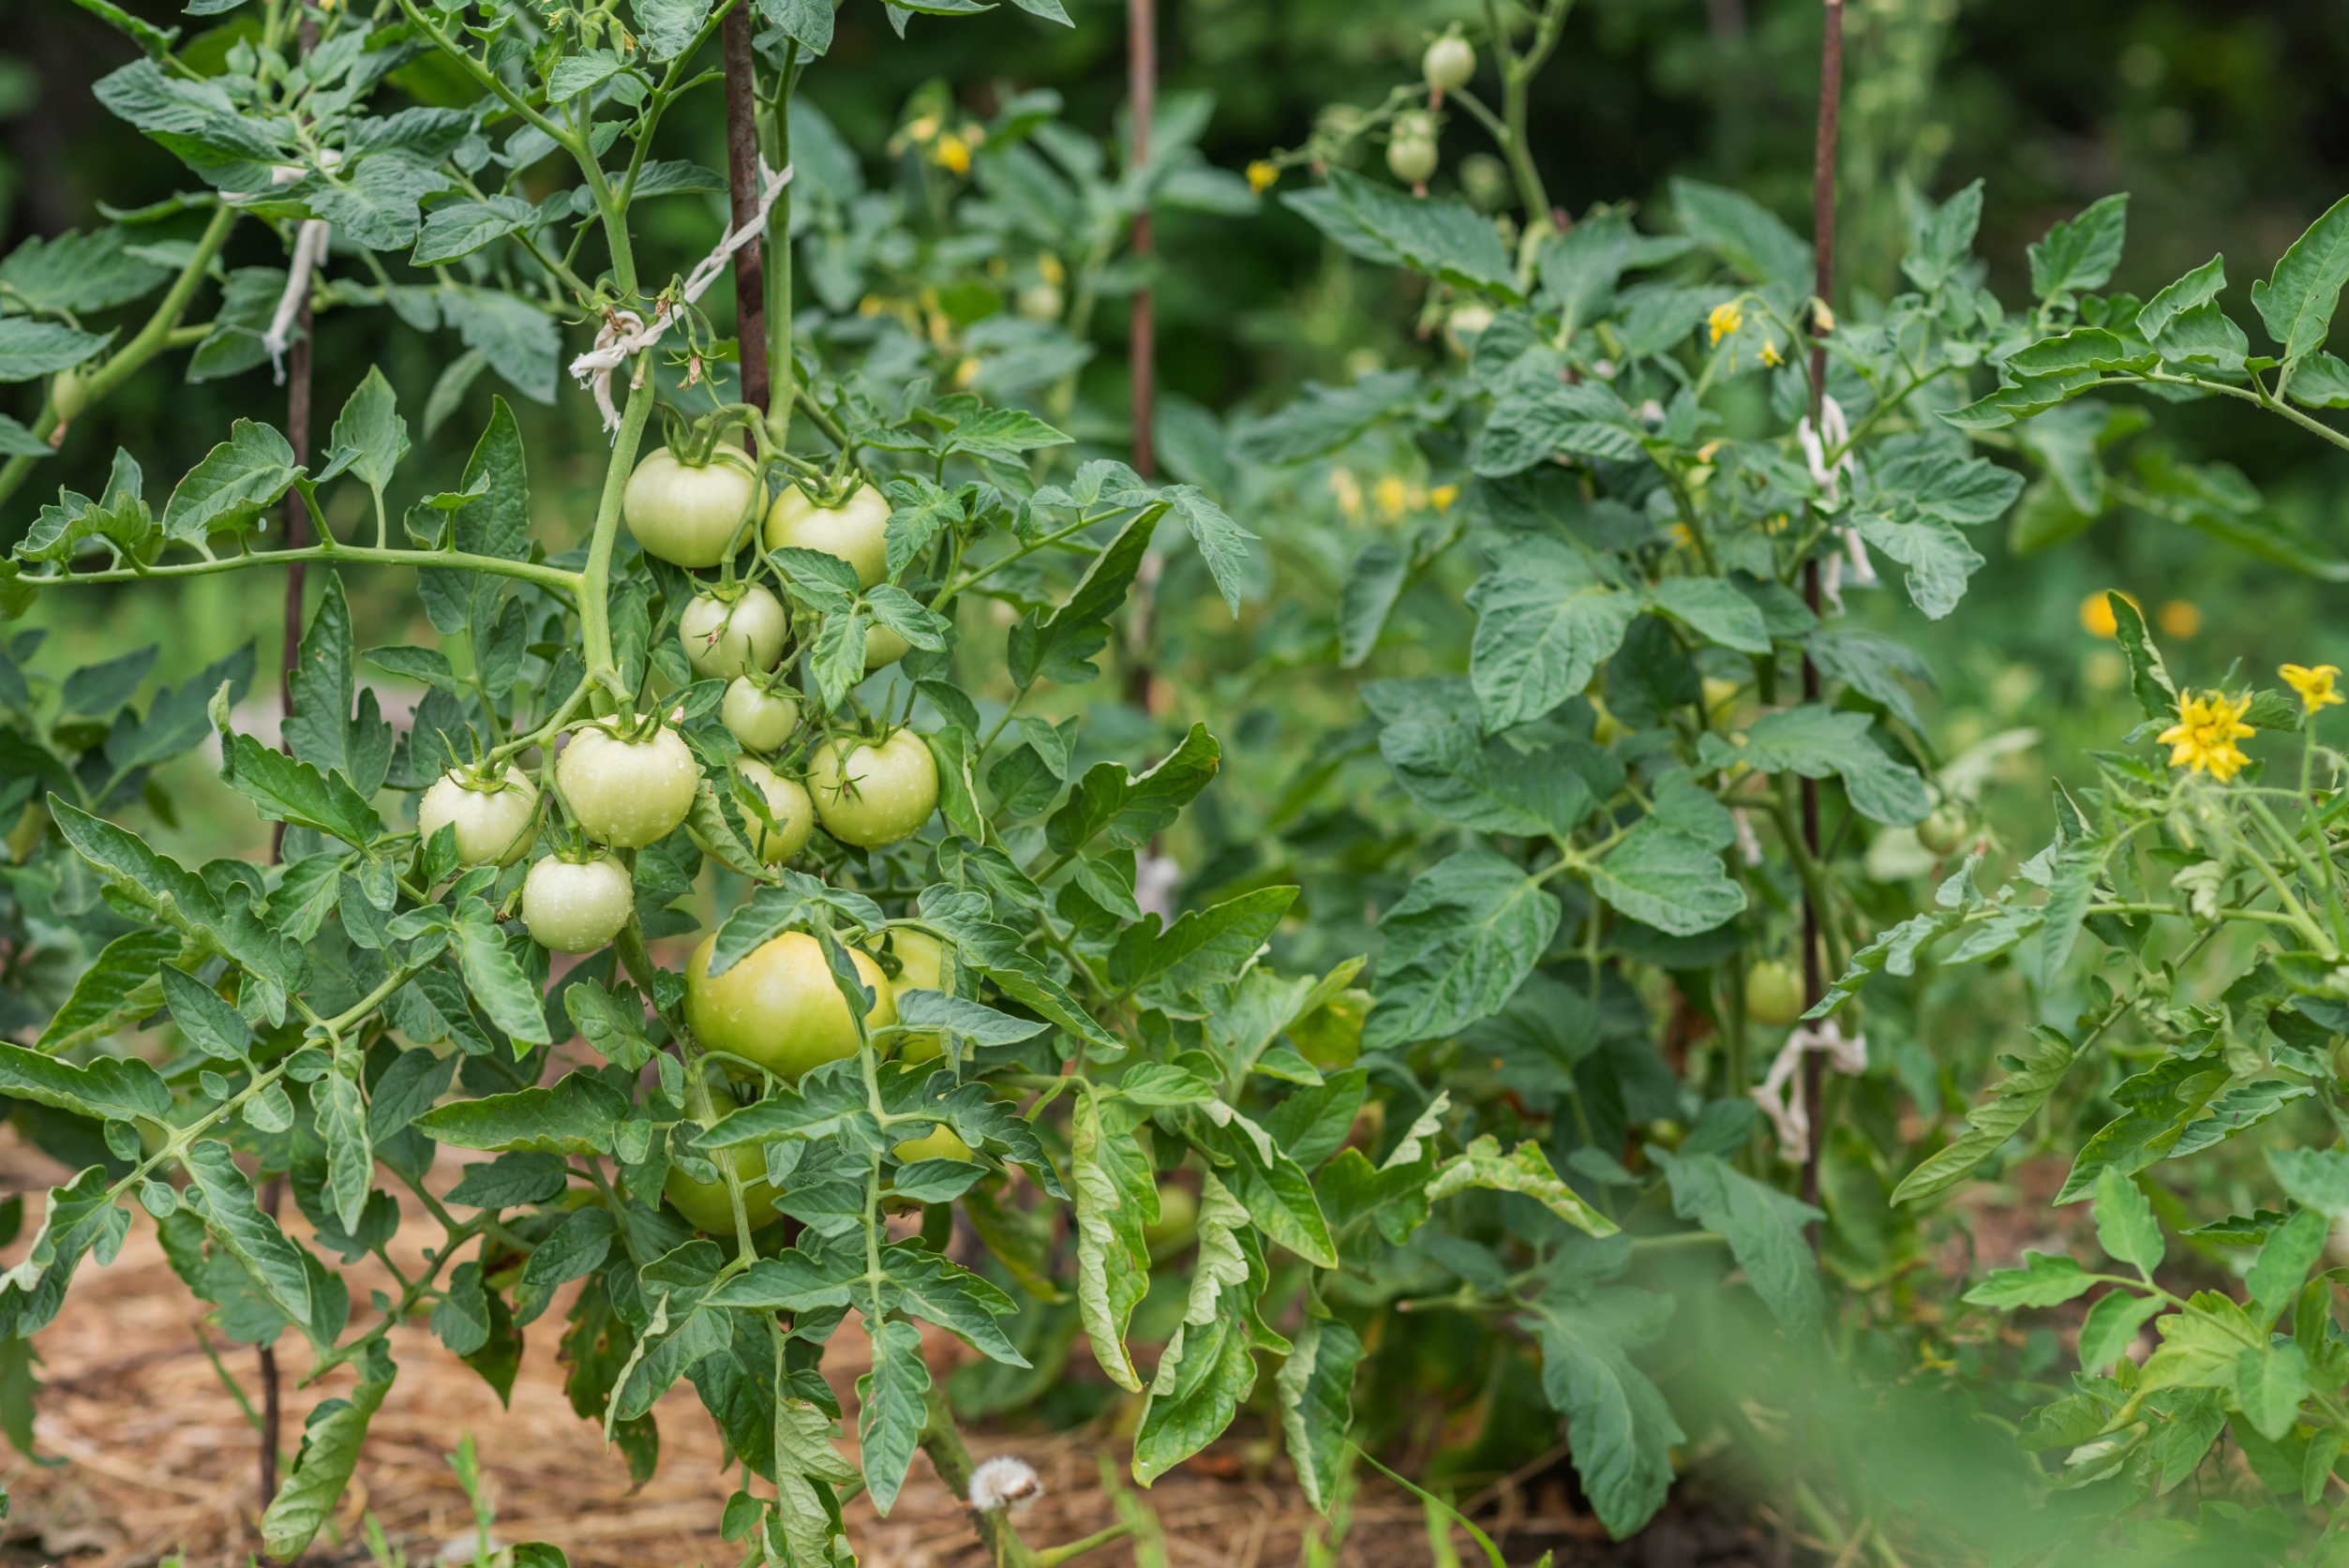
[
  {"left": 1328, "top": 468, "right": 1364, "bottom": 521},
  {"left": 2158, "top": 600, "right": 2201, "bottom": 637},
  {"left": 952, "top": 356, "right": 982, "bottom": 389},
  {"left": 932, "top": 132, "right": 972, "bottom": 175},
  {"left": 1429, "top": 484, "right": 1459, "bottom": 512},
  {"left": 1707, "top": 300, "right": 1743, "bottom": 346},
  {"left": 2282, "top": 664, "right": 2345, "bottom": 713},
  {"left": 1759, "top": 339, "right": 1783, "bottom": 367},
  {"left": 1373, "top": 475, "right": 1410, "bottom": 519},
  {"left": 1247, "top": 160, "right": 1279, "bottom": 194},
  {"left": 2158, "top": 690, "right": 2255, "bottom": 782}
]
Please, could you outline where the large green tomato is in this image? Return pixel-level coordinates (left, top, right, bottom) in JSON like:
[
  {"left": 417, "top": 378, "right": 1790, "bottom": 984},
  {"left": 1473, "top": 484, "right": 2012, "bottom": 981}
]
[
  {"left": 809, "top": 730, "right": 938, "bottom": 847},
  {"left": 623, "top": 447, "right": 761, "bottom": 568},
  {"left": 680, "top": 585, "right": 788, "bottom": 679},
  {"left": 730, "top": 757, "right": 815, "bottom": 864},
  {"left": 1745, "top": 960, "right": 1807, "bottom": 1027},
  {"left": 722, "top": 677, "right": 800, "bottom": 754},
  {"left": 417, "top": 764, "right": 538, "bottom": 866},
  {"left": 893, "top": 1123, "right": 975, "bottom": 1164},
  {"left": 875, "top": 928, "right": 947, "bottom": 1062},
  {"left": 664, "top": 1143, "right": 778, "bottom": 1234},
  {"left": 556, "top": 720, "right": 698, "bottom": 847},
  {"left": 685, "top": 930, "right": 896, "bottom": 1081},
  {"left": 521, "top": 854, "right": 634, "bottom": 952},
  {"left": 764, "top": 482, "right": 890, "bottom": 589}
]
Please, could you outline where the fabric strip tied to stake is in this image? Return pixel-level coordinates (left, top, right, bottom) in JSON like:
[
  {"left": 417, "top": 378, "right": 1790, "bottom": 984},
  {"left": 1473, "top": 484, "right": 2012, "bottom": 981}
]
[
  {"left": 571, "top": 158, "right": 794, "bottom": 433},
  {"left": 1751, "top": 1017, "right": 1867, "bottom": 1163}
]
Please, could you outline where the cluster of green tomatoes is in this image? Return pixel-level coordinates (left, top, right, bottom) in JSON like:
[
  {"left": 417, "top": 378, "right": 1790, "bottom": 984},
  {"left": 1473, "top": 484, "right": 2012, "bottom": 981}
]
[{"left": 411, "top": 444, "right": 959, "bottom": 1232}]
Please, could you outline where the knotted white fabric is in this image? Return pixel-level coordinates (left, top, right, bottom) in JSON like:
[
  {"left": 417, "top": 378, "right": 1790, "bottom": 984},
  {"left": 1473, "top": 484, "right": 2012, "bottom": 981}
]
[
  {"left": 1750, "top": 1016, "right": 1867, "bottom": 1163},
  {"left": 1795, "top": 395, "right": 1877, "bottom": 608},
  {"left": 569, "top": 158, "right": 794, "bottom": 433}
]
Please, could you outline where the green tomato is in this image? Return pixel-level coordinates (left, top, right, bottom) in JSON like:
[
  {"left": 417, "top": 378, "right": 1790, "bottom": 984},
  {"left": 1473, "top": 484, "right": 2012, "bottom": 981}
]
[
  {"left": 892, "top": 1123, "right": 975, "bottom": 1164},
  {"left": 1290, "top": 988, "right": 1371, "bottom": 1069},
  {"left": 864, "top": 620, "right": 911, "bottom": 673},
  {"left": 1016, "top": 281, "right": 1063, "bottom": 321},
  {"left": 622, "top": 447, "right": 761, "bottom": 569},
  {"left": 764, "top": 482, "right": 890, "bottom": 590},
  {"left": 685, "top": 930, "right": 896, "bottom": 1081},
  {"left": 1387, "top": 134, "right": 1438, "bottom": 185},
  {"left": 722, "top": 677, "right": 800, "bottom": 754},
  {"left": 556, "top": 719, "right": 699, "bottom": 848},
  {"left": 663, "top": 1144, "right": 777, "bottom": 1235},
  {"left": 809, "top": 730, "right": 938, "bottom": 848},
  {"left": 1144, "top": 1182, "right": 1199, "bottom": 1254},
  {"left": 417, "top": 764, "right": 538, "bottom": 866},
  {"left": 51, "top": 365, "right": 90, "bottom": 424},
  {"left": 680, "top": 585, "right": 788, "bottom": 679},
  {"left": 1745, "top": 959, "right": 1807, "bottom": 1027},
  {"left": 1918, "top": 804, "right": 1970, "bottom": 857},
  {"left": 875, "top": 928, "right": 947, "bottom": 1062},
  {"left": 730, "top": 757, "right": 815, "bottom": 864},
  {"left": 1423, "top": 34, "right": 1475, "bottom": 90},
  {"left": 521, "top": 854, "right": 634, "bottom": 953}
]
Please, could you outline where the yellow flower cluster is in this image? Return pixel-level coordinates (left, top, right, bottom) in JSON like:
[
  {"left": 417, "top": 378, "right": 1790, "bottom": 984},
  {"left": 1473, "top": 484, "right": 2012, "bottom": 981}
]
[
  {"left": 1247, "top": 160, "right": 1280, "bottom": 194},
  {"left": 1707, "top": 300, "right": 1743, "bottom": 346},
  {"left": 2158, "top": 690, "right": 2254, "bottom": 782},
  {"left": 1327, "top": 469, "right": 1457, "bottom": 521}
]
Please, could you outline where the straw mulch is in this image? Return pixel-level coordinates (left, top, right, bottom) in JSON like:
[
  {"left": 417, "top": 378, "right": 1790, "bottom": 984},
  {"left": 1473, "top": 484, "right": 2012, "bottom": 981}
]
[{"left": 0, "top": 1129, "right": 1765, "bottom": 1568}]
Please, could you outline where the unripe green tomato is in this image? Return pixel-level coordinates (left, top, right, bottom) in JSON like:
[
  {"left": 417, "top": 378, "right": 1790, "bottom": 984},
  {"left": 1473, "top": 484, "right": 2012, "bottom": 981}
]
[
  {"left": 51, "top": 365, "right": 90, "bottom": 424},
  {"left": 417, "top": 765, "right": 538, "bottom": 866},
  {"left": 893, "top": 1123, "right": 976, "bottom": 1164},
  {"left": 1918, "top": 804, "right": 1970, "bottom": 857},
  {"left": 685, "top": 930, "right": 896, "bottom": 1082},
  {"left": 521, "top": 854, "right": 634, "bottom": 953},
  {"left": 865, "top": 620, "right": 912, "bottom": 673},
  {"left": 680, "top": 586, "right": 788, "bottom": 679},
  {"left": 1016, "top": 282, "right": 1063, "bottom": 321},
  {"left": 1744, "top": 960, "right": 1807, "bottom": 1027},
  {"left": 722, "top": 677, "right": 800, "bottom": 754},
  {"left": 730, "top": 756, "right": 815, "bottom": 864},
  {"left": 623, "top": 447, "right": 761, "bottom": 568},
  {"left": 1144, "top": 1182, "right": 1199, "bottom": 1255},
  {"left": 664, "top": 1144, "right": 777, "bottom": 1234},
  {"left": 765, "top": 482, "right": 890, "bottom": 590},
  {"left": 876, "top": 928, "right": 948, "bottom": 1062},
  {"left": 808, "top": 730, "right": 939, "bottom": 847},
  {"left": 556, "top": 720, "right": 698, "bottom": 848},
  {"left": 1423, "top": 34, "right": 1475, "bottom": 90},
  {"left": 1459, "top": 152, "right": 1511, "bottom": 210},
  {"left": 1387, "top": 134, "right": 1438, "bottom": 185},
  {"left": 1291, "top": 988, "right": 1372, "bottom": 1069}
]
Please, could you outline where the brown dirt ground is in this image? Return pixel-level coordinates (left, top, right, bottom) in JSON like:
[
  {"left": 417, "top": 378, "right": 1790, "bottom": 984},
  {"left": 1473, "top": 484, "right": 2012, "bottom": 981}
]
[{"left": 0, "top": 1129, "right": 1772, "bottom": 1568}]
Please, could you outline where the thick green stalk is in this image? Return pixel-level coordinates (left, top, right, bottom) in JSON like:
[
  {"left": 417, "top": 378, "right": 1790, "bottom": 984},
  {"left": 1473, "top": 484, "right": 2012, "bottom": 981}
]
[
  {"left": 18, "top": 542, "right": 580, "bottom": 598},
  {"left": 579, "top": 378, "right": 660, "bottom": 708}
]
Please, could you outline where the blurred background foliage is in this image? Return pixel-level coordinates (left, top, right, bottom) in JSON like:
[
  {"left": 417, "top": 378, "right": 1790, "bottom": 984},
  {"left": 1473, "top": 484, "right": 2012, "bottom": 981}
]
[
  {"left": 5, "top": 0, "right": 2346, "bottom": 944},
  {"left": 8, "top": 0, "right": 2345, "bottom": 708}
]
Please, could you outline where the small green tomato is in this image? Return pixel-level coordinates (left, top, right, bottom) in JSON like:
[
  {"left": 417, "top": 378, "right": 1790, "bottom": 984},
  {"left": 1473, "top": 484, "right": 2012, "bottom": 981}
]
[
  {"left": 722, "top": 677, "right": 800, "bottom": 754},
  {"left": 1744, "top": 960, "right": 1807, "bottom": 1027},
  {"left": 520, "top": 854, "right": 634, "bottom": 953},
  {"left": 680, "top": 585, "right": 788, "bottom": 679},
  {"left": 1423, "top": 33, "right": 1475, "bottom": 91},
  {"left": 808, "top": 729, "right": 939, "bottom": 847},
  {"left": 417, "top": 764, "right": 538, "bottom": 866},
  {"left": 556, "top": 719, "right": 699, "bottom": 848}
]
